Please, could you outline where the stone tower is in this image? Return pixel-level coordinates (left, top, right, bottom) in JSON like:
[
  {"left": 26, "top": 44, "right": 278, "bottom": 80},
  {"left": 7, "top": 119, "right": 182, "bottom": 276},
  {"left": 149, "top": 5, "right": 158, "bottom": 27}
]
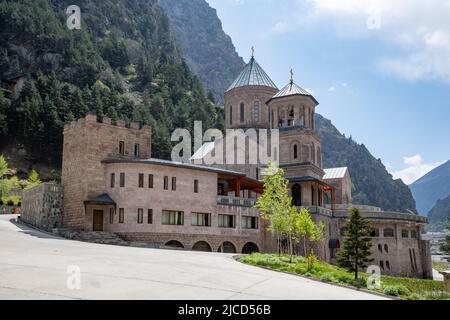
[
  {"left": 224, "top": 54, "right": 278, "bottom": 130},
  {"left": 61, "top": 114, "right": 152, "bottom": 230},
  {"left": 267, "top": 72, "right": 325, "bottom": 207}
]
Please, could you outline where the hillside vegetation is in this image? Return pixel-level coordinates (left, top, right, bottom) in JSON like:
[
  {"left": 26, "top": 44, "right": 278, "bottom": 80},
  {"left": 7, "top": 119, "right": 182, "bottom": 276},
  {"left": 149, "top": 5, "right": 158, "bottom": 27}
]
[{"left": 0, "top": 0, "right": 224, "bottom": 172}]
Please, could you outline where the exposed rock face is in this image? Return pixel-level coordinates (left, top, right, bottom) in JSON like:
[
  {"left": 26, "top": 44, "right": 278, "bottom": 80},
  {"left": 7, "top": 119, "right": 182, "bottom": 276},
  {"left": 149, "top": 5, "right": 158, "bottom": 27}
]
[
  {"left": 159, "top": 0, "right": 245, "bottom": 102},
  {"left": 427, "top": 195, "right": 450, "bottom": 232},
  {"left": 316, "top": 114, "right": 417, "bottom": 213},
  {"left": 410, "top": 160, "right": 450, "bottom": 215}
]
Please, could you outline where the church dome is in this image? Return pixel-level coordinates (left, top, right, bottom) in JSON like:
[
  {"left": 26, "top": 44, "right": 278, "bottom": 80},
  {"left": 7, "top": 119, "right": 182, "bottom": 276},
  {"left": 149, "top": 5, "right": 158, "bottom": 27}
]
[
  {"left": 226, "top": 57, "right": 278, "bottom": 92},
  {"left": 269, "top": 80, "right": 318, "bottom": 105}
]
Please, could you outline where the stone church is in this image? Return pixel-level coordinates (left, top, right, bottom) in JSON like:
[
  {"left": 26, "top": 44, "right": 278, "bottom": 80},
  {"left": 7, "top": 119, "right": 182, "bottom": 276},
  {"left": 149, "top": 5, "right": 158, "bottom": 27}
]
[{"left": 21, "top": 53, "right": 433, "bottom": 279}]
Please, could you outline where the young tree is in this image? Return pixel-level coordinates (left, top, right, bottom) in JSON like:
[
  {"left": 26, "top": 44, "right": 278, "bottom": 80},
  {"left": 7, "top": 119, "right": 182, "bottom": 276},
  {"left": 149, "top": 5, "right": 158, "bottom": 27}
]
[
  {"left": 294, "top": 207, "right": 325, "bottom": 270},
  {"left": 25, "top": 170, "right": 42, "bottom": 190},
  {"left": 337, "top": 207, "right": 373, "bottom": 279},
  {"left": 0, "top": 154, "right": 8, "bottom": 200},
  {"left": 254, "top": 163, "right": 295, "bottom": 259}
]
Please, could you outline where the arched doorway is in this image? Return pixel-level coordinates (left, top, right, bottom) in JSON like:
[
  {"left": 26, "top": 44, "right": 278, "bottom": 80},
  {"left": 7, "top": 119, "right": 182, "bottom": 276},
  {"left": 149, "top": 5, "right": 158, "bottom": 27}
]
[
  {"left": 192, "top": 241, "right": 212, "bottom": 252},
  {"left": 292, "top": 184, "right": 302, "bottom": 206},
  {"left": 221, "top": 241, "right": 237, "bottom": 253},
  {"left": 242, "top": 242, "right": 259, "bottom": 254},
  {"left": 165, "top": 240, "right": 184, "bottom": 249}
]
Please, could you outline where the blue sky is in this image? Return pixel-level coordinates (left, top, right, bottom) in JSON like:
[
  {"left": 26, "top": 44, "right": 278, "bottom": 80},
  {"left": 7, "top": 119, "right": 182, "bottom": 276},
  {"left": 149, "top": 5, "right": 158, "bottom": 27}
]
[{"left": 206, "top": 0, "right": 450, "bottom": 184}]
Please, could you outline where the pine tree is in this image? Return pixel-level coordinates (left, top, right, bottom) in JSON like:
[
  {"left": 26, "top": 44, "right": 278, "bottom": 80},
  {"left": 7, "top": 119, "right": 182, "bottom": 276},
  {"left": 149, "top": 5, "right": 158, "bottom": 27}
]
[{"left": 337, "top": 207, "right": 373, "bottom": 279}]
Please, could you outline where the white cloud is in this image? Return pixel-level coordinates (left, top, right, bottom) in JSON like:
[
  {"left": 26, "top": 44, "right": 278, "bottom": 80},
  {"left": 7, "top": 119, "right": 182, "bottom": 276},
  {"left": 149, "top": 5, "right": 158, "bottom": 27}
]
[
  {"left": 328, "top": 86, "right": 335, "bottom": 92},
  {"left": 391, "top": 154, "right": 444, "bottom": 185},
  {"left": 299, "top": 0, "right": 450, "bottom": 84}
]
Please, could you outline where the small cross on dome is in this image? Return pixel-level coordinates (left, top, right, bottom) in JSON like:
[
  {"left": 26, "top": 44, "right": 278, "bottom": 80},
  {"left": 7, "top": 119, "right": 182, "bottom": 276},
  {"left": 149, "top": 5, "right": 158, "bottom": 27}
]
[{"left": 290, "top": 69, "right": 294, "bottom": 84}]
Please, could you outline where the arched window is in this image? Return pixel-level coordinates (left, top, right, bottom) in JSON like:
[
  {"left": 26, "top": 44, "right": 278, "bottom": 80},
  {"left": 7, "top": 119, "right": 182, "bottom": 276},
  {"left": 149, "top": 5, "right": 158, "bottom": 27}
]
[
  {"left": 379, "top": 261, "right": 384, "bottom": 270},
  {"left": 300, "top": 115, "right": 305, "bottom": 127},
  {"left": 293, "top": 144, "right": 298, "bottom": 160},
  {"left": 311, "top": 186, "right": 315, "bottom": 206},
  {"left": 253, "top": 101, "right": 260, "bottom": 123},
  {"left": 378, "top": 244, "right": 383, "bottom": 253},
  {"left": 229, "top": 105, "right": 233, "bottom": 126},
  {"left": 384, "top": 244, "right": 389, "bottom": 253},
  {"left": 240, "top": 102, "right": 245, "bottom": 123},
  {"left": 384, "top": 228, "right": 394, "bottom": 237}
]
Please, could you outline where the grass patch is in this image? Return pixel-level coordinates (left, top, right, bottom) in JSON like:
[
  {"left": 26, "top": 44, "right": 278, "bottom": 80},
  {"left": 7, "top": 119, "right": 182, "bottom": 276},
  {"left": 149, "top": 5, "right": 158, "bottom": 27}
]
[
  {"left": 433, "top": 261, "right": 449, "bottom": 273},
  {"left": 240, "top": 253, "right": 448, "bottom": 300}
]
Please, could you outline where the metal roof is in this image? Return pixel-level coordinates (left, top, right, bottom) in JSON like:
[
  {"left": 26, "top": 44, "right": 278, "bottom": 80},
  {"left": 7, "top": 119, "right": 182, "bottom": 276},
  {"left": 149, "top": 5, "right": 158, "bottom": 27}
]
[
  {"left": 190, "top": 142, "right": 215, "bottom": 161},
  {"left": 226, "top": 57, "right": 278, "bottom": 92},
  {"left": 84, "top": 193, "right": 116, "bottom": 205},
  {"left": 323, "top": 167, "right": 348, "bottom": 180},
  {"left": 102, "top": 158, "right": 247, "bottom": 177},
  {"left": 269, "top": 81, "right": 318, "bottom": 104}
]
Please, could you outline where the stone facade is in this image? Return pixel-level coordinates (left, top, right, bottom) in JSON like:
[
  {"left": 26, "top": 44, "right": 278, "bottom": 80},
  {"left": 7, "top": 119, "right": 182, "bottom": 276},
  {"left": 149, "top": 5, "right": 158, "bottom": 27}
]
[
  {"left": 21, "top": 183, "right": 63, "bottom": 231},
  {"left": 61, "top": 114, "right": 151, "bottom": 230}
]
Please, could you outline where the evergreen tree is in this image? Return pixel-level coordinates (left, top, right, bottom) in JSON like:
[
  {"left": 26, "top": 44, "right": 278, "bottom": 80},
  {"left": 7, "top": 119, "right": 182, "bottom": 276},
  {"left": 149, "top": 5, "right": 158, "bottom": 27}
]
[{"left": 337, "top": 207, "right": 373, "bottom": 279}]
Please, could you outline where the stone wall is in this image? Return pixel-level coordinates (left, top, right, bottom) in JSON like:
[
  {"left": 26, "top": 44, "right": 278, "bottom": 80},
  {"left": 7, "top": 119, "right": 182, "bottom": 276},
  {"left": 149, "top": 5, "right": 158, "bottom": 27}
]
[{"left": 21, "top": 183, "right": 63, "bottom": 231}]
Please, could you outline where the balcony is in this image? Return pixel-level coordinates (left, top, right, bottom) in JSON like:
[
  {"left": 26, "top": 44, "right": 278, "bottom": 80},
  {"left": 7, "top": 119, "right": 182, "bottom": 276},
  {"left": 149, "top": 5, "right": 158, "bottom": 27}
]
[
  {"left": 218, "top": 196, "right": 256, "bottom": 207},
  {"left": 304, "top": 206, "right": 334, "bottom": 217}
]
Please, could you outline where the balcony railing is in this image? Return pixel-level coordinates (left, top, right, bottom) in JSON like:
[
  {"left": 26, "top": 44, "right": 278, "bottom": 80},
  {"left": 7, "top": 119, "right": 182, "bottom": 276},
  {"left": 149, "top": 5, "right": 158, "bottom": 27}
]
[
  {"left": 304, "top": 206, "right": 334, "bottom": 217},
  {"left": 218, "top": 196, "right": 256, "bottom": 207}
]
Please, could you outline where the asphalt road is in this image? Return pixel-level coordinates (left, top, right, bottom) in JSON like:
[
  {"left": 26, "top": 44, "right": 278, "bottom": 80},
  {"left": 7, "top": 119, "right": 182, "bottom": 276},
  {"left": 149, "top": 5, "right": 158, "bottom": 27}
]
[{"left": 0, "top": 215, "right": 388, "bottom": 300}]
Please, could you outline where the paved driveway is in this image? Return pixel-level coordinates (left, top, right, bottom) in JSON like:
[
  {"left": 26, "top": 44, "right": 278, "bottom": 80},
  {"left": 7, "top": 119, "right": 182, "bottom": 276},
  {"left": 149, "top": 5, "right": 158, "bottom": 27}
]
[{"left": 0, "top": 215, "right": 388, "bottom": 300}]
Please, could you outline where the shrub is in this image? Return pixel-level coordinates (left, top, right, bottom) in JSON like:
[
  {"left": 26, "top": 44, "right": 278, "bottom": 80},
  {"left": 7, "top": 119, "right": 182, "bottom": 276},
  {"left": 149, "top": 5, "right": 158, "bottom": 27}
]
[
  {"left": 319, "top": 273, "right": 335, "bottom": 283},
  {"left": 7, "top": 200, "right": 14, "bottom": 206},
  {"left": 348, "top": 278, "right": 367, "bottom": 288},
  {"left": 383, "top": 285, "right": 410, "bottom": 297},
  {"left": 17, "top": 202, "right": 21, "bottom": 207},
  {"left": 0, "top": 200, "right": 3, "bottom": 205}
]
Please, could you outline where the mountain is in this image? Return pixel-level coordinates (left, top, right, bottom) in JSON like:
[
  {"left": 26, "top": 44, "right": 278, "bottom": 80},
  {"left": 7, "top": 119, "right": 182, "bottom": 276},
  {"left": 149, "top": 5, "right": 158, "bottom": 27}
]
[
  {"left": 316, "top": 114, "right": 417, "bottom": 213},
  {"left": 427, "top": 195, "right": 450, "bottom": 232},
  {"left": 0, "top": 0, "right": 223, "bottom": 178},
  {"left": 158, "top": 0, "right": 245, "bottom": 103},
  {"left": 410, "top": 160, "right": 450, "bottom": 215}
]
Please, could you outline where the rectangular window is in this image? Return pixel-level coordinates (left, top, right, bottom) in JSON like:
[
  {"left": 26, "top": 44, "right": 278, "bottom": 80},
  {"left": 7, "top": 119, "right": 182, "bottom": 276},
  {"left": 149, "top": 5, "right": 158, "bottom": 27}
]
[
  {"left": 109, "top": 208, "right": 114, "bottom": 224},
  {"left": 119, "top": 141, "right": 125, "bottom": 155},
  {"left": 110, "top": 173, "right": 115, "bottom": 188},
  {"left": 194, "top": 179, "right": 199, "bottom": 193},
  {"left": 172, "top": 177, "right": 177, "bottom": 191},
  {"left": 162, "top": 210, "right": 184, "bottom": 225},
  {"left": 164, "top": 176, "right": 169, "bottom": 190},
  {"left": 242, "top": 216, "right": 259, "bottom": 229},
  {"left": 218, "top": 214, "right": 235, "bottom": 228},
  {"left": 134, "top": 143, "right": 140, "bottom": 157},
  {"left": 402, "top": 229, "right": 409, "bottom": 238},
  {"left": 147, "top": 209, "right": 153, "bottom": 224},
  {"left": 120, "top": 173, "right": 125, "bottom": 188},
  {"left": 148, "top": 174, "right": 154, "bottom": 189},
  {"left": 137, "top": 208, "right": 144, "bottom": 224},
  {"left": 119, "top": 208, "right": 125, "bottom": 224},
  {"left": 138, "top": 173, "right": 144, "bottom": 188},
  {"left": 192, "top": 213, "right": 211, "bottom": 227}
]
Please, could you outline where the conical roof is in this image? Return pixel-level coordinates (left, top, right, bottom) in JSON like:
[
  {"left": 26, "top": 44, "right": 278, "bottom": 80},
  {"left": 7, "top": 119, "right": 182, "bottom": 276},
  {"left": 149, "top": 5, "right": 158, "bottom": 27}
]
[
  {"left": 269, "top": 80, "right": 318, "bottom": 105},
  {"left": 227, "top": 57, "right": 278, "bottom": 92}
]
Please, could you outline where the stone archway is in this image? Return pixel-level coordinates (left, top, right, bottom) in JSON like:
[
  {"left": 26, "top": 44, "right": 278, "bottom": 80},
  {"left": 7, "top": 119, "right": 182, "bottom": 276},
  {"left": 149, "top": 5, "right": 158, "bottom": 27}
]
[
  {"left": 192, "top": 241, "right": 212, "bottom": 252},
  {"left": 222, "top": 241, "right": 237, "bottom": 253},
  {"left": 242, "top": 242, "right": 259, "bottom": 254},
  {"left": 165, "top": 240, "right": 184, "bottom": 249}
]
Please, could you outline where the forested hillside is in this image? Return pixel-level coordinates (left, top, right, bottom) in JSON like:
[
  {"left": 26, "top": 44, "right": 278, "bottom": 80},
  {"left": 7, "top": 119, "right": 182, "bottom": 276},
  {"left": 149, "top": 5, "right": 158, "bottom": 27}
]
[
  {"left": 0, "top": 0, "right": 223, "bottom": 172},
  {"left": 316, "top": 114, "right": 417, "bottom": 213}
]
